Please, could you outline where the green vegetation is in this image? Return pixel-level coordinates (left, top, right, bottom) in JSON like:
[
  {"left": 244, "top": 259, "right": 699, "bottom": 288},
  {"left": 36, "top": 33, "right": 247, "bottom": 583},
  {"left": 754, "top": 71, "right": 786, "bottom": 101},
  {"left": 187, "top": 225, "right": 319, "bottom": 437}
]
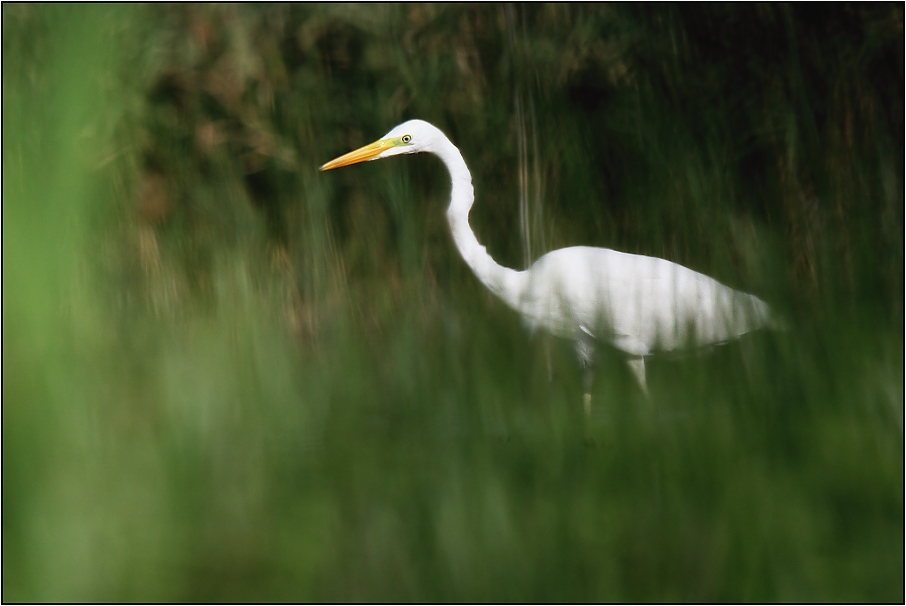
[{"left": 3, "top": 4, "right": 902, "bottom": 601}]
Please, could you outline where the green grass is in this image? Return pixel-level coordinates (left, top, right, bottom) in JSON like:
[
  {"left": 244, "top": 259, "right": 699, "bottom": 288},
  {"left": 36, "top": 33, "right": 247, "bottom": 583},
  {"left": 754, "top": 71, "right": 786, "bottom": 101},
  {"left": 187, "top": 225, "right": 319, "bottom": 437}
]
[{"left": 3, "top": 4, "right": 903, "bottom": 602}]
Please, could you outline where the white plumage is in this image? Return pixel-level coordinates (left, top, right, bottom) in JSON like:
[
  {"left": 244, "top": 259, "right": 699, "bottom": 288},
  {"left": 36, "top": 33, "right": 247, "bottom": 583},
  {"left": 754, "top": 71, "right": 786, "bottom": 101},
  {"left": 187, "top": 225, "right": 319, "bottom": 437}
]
[{"left": 322, "top": 119, "right": 772, "bottom": 407}]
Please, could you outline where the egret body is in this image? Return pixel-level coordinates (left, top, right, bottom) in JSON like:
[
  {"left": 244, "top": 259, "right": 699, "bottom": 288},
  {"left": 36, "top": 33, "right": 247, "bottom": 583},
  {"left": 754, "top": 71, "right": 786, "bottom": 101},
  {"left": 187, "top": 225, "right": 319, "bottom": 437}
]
[{"left": 321, "top": 120, "right": 771, "bottom": 411}]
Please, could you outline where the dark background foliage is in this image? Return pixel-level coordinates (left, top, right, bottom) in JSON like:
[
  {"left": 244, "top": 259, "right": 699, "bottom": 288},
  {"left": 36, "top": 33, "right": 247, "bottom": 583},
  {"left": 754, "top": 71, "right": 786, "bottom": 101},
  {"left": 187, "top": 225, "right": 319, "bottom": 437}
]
[{"left": 3, "top": 4, "right": 903, "bottom": 601}]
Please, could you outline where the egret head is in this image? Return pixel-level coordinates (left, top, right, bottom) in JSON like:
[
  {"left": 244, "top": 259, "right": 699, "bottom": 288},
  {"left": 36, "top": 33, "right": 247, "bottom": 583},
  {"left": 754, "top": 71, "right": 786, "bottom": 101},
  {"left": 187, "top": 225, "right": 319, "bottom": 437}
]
[{"left": 320, "top": 119, "right": 442, "bottom": 171}]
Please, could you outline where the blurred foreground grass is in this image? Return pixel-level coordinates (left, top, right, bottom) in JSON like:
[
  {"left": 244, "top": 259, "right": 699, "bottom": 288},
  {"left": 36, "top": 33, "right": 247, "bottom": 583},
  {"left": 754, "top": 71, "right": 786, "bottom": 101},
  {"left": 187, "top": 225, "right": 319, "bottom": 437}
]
[{"left": 3, "top": 4, "right": 903, "bottom": 601}]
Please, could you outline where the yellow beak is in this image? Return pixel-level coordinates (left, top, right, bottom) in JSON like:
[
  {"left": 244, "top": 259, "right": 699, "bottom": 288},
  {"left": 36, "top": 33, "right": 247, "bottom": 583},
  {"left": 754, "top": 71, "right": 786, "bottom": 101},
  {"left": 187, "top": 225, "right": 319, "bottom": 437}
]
[{"left": 320, "top": 138, "right": 395, "bottom": 171}]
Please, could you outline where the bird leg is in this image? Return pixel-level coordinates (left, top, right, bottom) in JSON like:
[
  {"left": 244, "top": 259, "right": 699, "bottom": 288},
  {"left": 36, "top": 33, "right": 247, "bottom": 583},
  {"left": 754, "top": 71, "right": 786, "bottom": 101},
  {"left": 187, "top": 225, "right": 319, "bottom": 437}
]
[
  {"left": 574, "top": 335, "right": 596, "bottom": 417},
  {"left": 627, "top": 357, "right": 648, "bottom": 396}
]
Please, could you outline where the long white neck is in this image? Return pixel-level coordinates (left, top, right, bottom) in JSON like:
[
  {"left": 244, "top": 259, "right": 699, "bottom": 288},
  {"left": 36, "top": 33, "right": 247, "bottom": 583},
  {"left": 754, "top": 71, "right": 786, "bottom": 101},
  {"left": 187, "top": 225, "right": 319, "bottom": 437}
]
[{"left": 431, "top": 137, "right": 526, "bottom": 309}]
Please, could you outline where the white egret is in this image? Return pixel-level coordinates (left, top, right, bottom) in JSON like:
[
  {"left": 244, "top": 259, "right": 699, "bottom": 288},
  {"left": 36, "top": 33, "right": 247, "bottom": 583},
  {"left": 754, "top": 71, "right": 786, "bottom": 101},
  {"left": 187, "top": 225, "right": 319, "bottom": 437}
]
[{"left": 321, "top": 120, "right": 772, "bottom": 412}]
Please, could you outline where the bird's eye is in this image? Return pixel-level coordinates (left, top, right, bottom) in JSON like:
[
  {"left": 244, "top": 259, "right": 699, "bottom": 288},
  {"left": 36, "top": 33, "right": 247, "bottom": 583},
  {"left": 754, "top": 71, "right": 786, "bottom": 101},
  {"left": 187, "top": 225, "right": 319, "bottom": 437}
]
[{"left": 402, "top": 135, "right": 412, "bottom": 144}]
